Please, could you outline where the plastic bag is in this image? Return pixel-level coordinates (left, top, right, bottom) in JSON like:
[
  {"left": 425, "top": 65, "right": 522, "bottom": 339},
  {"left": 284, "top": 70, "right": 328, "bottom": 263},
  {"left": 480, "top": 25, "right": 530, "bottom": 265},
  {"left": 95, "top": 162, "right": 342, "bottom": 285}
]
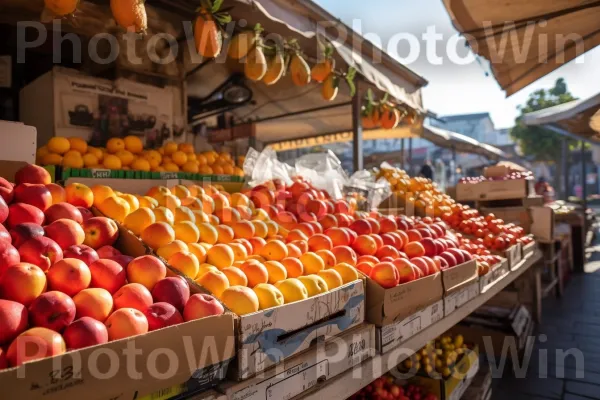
[
  {"left": 294, "top": 150, "right": 349, "bottom": 200},
  {"left": 345, "top": 169, "right": 392, "bottom": 211},
  {"left": 243, "top": 147, "right": 294, "bottom": 187}
]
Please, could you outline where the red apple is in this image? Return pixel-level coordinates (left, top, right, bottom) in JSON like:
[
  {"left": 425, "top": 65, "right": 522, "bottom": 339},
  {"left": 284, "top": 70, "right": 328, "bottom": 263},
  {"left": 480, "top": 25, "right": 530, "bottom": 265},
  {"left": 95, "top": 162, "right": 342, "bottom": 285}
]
[
  {"left": 9, "top": 223, "right": 44, "bottom": 248},
  {"left": 0, "top": 224, "right": 10, "bottom": 244},
  {"left": 0, "top": 299, "right": 28, "bottom": 345},
  {"left": 28, "top": 291, "right": 76, "bottom": 332},
  {"left": 151, "top": 277, "right": 190, "bottom": 312},
  {"left": 45, "top": 219, "right": 85, "bottom": 250},
  {"left": 13, "top": 183, "right": 52, "bottom": 212},
  {"left": 107, "top": 255, "right": 133, "bottom": 269},
  {"left": 440, "top": 251, "right": 457, "bottom": 268},
  {"left": 183, "top": 294, "right": 224, "bottom": 321},
  {"left": 77, "top": 207, "right": 94, "bottom": 222},
  {"left": 0, "top": 196, "right": 7, "bottom": 225},
  {"left": 0, "top": 241, "right": 20, "bottom": 278},
  {"left": 63, "top": 244, "right": 99, "bottom": 266},
  {"left": 18, "top": 236, "right": 63, "bottom": 272},
  {"left": 0, "top": 177, "right": 14, "bottom": 204},
  {"left": 14, "top": 164, "right": 51, "bottom": 185},
  {"left": 6, "top": 203, "right": 45, "bottom": 229},
  {"left": 144, "top": 302, "right": 184, "bottom": 331},
  {"left": 7, "top": 327, "right": 66, "bottom": 366},
  {"left": 82, "top": 217, "right": 118, "bottom": 249},
  {"left": 96, "top": 246, "right": 121, "bottom": 259},
  {"left": 44, "top": 203, "right": 83, "bottom": 224},
  {"left": 63, "top": 316, "right": 108, "bottom": 350},
  {"left": 349, "top": 220, "right": 372, "bottom": 235}
]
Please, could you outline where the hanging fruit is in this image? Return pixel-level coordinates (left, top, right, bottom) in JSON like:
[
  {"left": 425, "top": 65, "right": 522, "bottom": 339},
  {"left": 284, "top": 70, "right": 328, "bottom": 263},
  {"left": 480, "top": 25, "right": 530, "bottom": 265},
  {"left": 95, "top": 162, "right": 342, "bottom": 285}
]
[
  {"left": 361, "top": 89, "right": 376, "bottom": 129},
  {"left": 44, "top": 0, "right": 79, "bottom": 17},
  {"left": 381, "top": 107, "right": 401, "bottom": 129},
  {"left": 194, "top": 0, "right": 231, "bottom": 59},
  {"left": 311, "top": 44, "right": 335, "bottom": 83},
  {"left": 110, "top": 0, "right": 147, "bottom": 33},
  {"left": 228, "top": 24, "right": 261, "bottom": 60},
  {"left": 370, "top": 107, "right": 381, "bottom": 128},
  {"left": 245, "top": 45, "right": 268, "bottom": 81},
  {"left": 289, "top": 53, "right": 311, "bottom": 86},
  {"left": 263, "top": 50, "right": 285, "bottom": 85},
  {"left": 321, "top": 74, "right": 338, "bottom": 101}
]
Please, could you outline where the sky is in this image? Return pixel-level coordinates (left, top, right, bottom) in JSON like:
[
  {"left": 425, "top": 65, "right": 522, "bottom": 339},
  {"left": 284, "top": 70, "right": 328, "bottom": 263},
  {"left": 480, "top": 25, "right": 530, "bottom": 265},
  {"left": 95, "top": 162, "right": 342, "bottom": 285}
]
[{"left": 316, "top": 0, "right": 600, "bottom": 129}]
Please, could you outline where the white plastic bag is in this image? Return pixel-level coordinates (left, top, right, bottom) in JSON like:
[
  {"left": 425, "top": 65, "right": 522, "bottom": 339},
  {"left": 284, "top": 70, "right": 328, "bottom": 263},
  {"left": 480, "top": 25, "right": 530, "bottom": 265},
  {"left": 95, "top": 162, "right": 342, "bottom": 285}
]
[
  {"left": 294, "top": 151, "right": 349, "bottom": 200},
  {"left": 243, "top": 147, "right": 294, "bottom": 187}
]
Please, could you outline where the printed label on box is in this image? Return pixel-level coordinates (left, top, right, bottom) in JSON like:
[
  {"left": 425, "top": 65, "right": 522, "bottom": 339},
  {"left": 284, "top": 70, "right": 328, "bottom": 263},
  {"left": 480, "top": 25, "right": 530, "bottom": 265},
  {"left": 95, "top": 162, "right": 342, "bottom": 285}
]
[
  {"left": 445, "top": 282, "right": 479, "bottom": 317},
  {"left": 448, "top": 358, "right": 479, "bottom": 400},
  {"left": 479, "top": 260, "right": 510, "bottom": 293}
]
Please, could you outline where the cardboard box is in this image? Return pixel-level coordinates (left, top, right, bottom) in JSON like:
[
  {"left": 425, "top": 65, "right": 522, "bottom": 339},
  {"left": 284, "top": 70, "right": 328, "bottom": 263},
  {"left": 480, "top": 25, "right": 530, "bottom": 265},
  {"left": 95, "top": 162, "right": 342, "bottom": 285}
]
[
  {"left": 221, "top": 279, "right": 365, "bottom": 380},
  {"left": 442, "top": 260, "right": 478, "bottom": 295},
  {"left": 480, "top": 206, "right": 554, "bottom": 241},
  {"left": 0, "top": 226, "right": 236, "bottom": 400},
  {"left": 479, "top": 259, "right": 510, "bottom": 293},
  {"left": 0, "top": 160, "right": 30, "bottom": 181},
  {"left": 462, "top": 360, "right": 491, "bottom": 400},
  {"left": 376, "top": 300, "right": 444, "bottom": 354},
  {"left": 409, "top": 345, "right": 480, "bottom": 400},
  {"left": 65, "top": 177, "right": 179, "bottom": 195},
  {"left": 444, "top": 281, "right": 479, "bottom": 317},
  {"left": 365, "top": 272, "right": 444, "bottom": 326},
  {"left": 220, "top": 324, "right": 375, "bottom": 400},
  {"left": 456, "top": 179, "right": 533, "bottom": 202},
  {"left": 0, "top": 120, "right": 37, "bottom": 163},
  {"left": 521, "top": 237, "right": 537, "bottom": 259},
  {"left": 495, "top": 243, "right": 522, "bottom": 270}
]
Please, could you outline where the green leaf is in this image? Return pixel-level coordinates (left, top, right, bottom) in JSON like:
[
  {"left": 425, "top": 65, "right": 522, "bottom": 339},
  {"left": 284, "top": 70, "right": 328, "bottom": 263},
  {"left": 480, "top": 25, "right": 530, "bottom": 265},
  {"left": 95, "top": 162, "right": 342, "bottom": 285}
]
[
  {"left": 214, "top": 13, "right": 231, "bottom": 24},
  {"left": 211, "top": 0, "right": 223, "bottom": 13},
  {"left": 346, "top": 75, "right": 356, "bottom": 97},
  {"left": 367, "top": 88, "right": 374, "bottom": 103},
  {"left": 381, "top": 93, "right": 389, "bottom": 104},
  {"left": 254, "top": 23, "right": 264, "bottom": 34}
]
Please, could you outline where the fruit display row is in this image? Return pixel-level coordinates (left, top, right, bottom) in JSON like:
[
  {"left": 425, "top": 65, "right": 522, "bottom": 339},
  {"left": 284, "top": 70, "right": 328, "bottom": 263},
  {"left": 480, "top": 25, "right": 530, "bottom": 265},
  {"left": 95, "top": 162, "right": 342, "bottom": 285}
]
[
  {"left": 0, "top": 164, "right": 224, "bottom": 369},
  {"left": 37, "top": 136, "right": 245, "bottom": 176},
  {"left": 349, "top": 376, "right": 439, "bottom": 400},
  {"left": 400, "top": 333, "right": 470, "bottom": 378},
  {"left": 458, "top": 170, "right": 534, "bottom": 184}
]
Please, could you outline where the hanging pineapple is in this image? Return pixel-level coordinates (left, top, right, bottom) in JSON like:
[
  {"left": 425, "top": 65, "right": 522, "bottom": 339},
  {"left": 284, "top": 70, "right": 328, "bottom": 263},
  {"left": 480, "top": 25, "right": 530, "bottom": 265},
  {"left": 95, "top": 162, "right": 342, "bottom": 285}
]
[
  {"left": 262, "top": 48, "right": 285, "bottom": 85},
  {"left": 194, "top": 0, "right": 231, "bottom": 58},
  {"left": 43, "top": 0, "right": 79, "bottom": 17},
  {"left": 110, "top": 0, "right": 147, "bottom": 33},
  {"left": 311, "top": 44, "right": 334, "bottom": 83}
]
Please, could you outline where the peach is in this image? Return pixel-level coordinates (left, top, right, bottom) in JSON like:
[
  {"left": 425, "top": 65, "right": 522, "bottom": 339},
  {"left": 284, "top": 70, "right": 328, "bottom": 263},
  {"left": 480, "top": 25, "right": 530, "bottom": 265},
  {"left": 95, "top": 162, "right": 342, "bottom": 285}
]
[
  {"left": 0, "top": 263, "right": 47, "bottom": 306},
  {"left": 315, "top": 249, "right": 337, "bottom": 269},
  {"left": 333, "top": 262, "right": 359, "bottom": 284},
  {"left": 248, "top": 237, "right": 267, "bottom": 255},
  {"left": 263, "top": 261, "right": 287, "bottom": 284},
  {"left": 220, "top": 286, "right": 259, "bottom": 315},
  {"left": 65, "top": 183, "right": 94, "bottom": 208},
  {"left": 439, "top": 251, "right": 457, "bottom": 268},
  {"left": 275, "top": 278, "right": 309, "bottom": 303},
  {"left": 119, "top": 194, "right": 139, "bottom": 212},
  {"left": 156, "top": 240, "right": 188, "bottom": 261},
  {"left": 153, "top": 206, "right": 175, "bottom": 224},
  {"left": 113, "top": 283, "right": 153, "bottom": 312},
  {"left": 379, "top": 218, "right": 398, "bottom": 234},
  {"left": 174, "top": 221, "right": 200, "bottom": 243},
  {"left": 73, "top": 288, "right": 113, "bottom": 322},
  {"left": 356, "top": 261, "right": 375, "bottom": 277},
  {"left": 421, "top": 238, "right": 438, "bottom": 257},
  {"left": 47, "top": 258, "right": 91, "bottom": 297},
  {"left": 187, "top": 243, "right": 207, "bottom": 264},
  {"left": 89, "top": 259, "right": 126, "bottom": 294},
  {"left": 7, "top": 327, "right": 66, "bottom": 366},
  {"left": 197, "top": 222, "right": 218, "bottom": 245},
  {"left": 63, "top": 244, "right": 99, "bottom": 266},
  {"left": 331, "top": 245, "right": 357, "bottom": 266},
  {"left": 404, "top": 242, "right": 426, "bottom": 258},
  {"left": 96, "top": 245, "right": 121, "bottom": 259},
  {"left": 14, "top": 183, "right": 52, "bottom": 212},
  {"left": 232, "top": 221, "right": 255, "bottom": 240},
  {"left": 197, "top": 264, "right": 220, "bottom": 279},
  {"left": 352, "top": 235, "right": 377, "bottom": 256},
  {"left": 0, "top": 241, "right": 20, "bottom": 278},
  {"left": 63, "top": 317, "right": 108, "bottom": 349},
  {"left": 45, "top": 219, "right": 85, "bottom": 250},
  {"left": 196, "top": 270, "right": 229, "bottom": 298},
  {"left": 307, "top": 234, "right": 333, "bottom": 252},
  {"left": 45, "top": 203, "right": 83, "bottom": 224},
  {"left": 349, "top": 220, "right": 372, "bottom": 235},
  {"left": 83, "top": 217, "right": 119, "bottom": 249},
  {"left": 0, "top": 299, "right": 28, "bottom": 345},
  {"left": 97, "top": 196, "right": 130, "bottom": 223},
  {"left": 376, "top": 245, "right": 400, "bottom": 260},
  {"left": 228, "top": 242, "right": 248, "bottom": 262},
  {"left": 141, "top": 222, "right": 175, "bottom": 250},
  {"left": 253, "top": 283, "right": 284, "bottom": 310},
  {"left": 28, "top": 291, "right": 75, "bottom": 332},
  {"left": 15, "top": 164, "right": 51, "bottom": 185},
  {"left": 215, "top": 224, "right": 235, "bottom": 243},
  {"left": 105, "top": 308, "right": 148, "bottom": 341},
  {"left": 222, "top": 267, "right": 248, "bottom": 286},
  {"left": 151, "top": 276, "right": 190, "bottom": 312},
  {"left": 7, "top": 203, "right": 45, "bottom": 229},
  {"left": 287, "top": 229, "right": 308, "bottom": 242},
  {"left": 168, "top": 251, "right": 200, "bottom": 279},
  {"left": 91, "top": 185, "right": 115, "bottom": 207},
  {"left": 206, "top": 244, "right": 234, "bottom": 270},
  {"left": 299, "top": 252, "right": 324, "bottom": 275},
  {"left": 281, "top": 257, "right": 304, "bottom": 278},
  {"left": 240, "top": 260, "right": 269, "bottom": 287},
  {"left": 123, "top": 207, "right": 156, "bottom": 236},
  {"left": 127, "top": 255, "right": 167, "bottom": 291},
  {"left": 411, "top": 258, "right": 431, "bottom": 276},
  {"left": 318, "top": 269, "right": 343, "bottom": 290},
  {"left": 251, "top": 220, "right": 268, "bottom": 239},
  {"left": 299, "top": 275, "right": 329, "bottom": 297},
  {"left": 259, "top": 239, "right": 289, "bottom": 262},
  {"left": 370, "top": 262, "right": 399, "bottom": 288},
  {"left": 145, "top": 302, "right": 184, "bottom": 330},
  {"left": 325, "top": 227, "right": 351, "bottom": 247},
  {"left": 406, "top": 230, "right": 423, "bottom": 243},
  {"left": 319, "top": 214, "right": 338, "bottom": 230}
]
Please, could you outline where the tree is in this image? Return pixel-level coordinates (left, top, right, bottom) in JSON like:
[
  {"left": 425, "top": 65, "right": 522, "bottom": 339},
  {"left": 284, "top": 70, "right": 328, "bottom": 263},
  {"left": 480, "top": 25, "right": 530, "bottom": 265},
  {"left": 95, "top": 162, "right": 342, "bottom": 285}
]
[{"left": 510, "top": 78, "right": 579, "bottom": 196}]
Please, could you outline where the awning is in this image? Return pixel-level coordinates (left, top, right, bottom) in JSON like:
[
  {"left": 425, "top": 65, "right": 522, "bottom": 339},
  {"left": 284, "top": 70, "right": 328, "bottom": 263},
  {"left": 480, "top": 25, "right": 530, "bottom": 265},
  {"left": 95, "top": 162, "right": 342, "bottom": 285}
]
[
  {"left": 442, "top": 0, "right": 600, "bottom": 96},
  {"left": 423, "top": 125, "right": 507, "bottom": 159},
  {"left": 522, "top": 91, "right": 600, "bottom": 143}
]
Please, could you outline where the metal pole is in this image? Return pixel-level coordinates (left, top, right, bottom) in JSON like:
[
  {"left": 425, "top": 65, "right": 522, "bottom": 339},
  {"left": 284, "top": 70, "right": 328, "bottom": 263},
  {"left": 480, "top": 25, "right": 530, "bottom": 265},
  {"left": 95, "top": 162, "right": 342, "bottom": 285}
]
[
  {"left": 407, "top": 138, "right": 413, "bottom": 175},
  {"left": 562, "top": 138, "right": 569, "bottom": 200},
  {"left": 400, "top": 139, "right": 405, "bottom": 170},
  {"left": 581, "top": 141, "right": 587, "bottom": 210},
  {"left": 351, "top": 82, "right": 363, "bottom": 172}
]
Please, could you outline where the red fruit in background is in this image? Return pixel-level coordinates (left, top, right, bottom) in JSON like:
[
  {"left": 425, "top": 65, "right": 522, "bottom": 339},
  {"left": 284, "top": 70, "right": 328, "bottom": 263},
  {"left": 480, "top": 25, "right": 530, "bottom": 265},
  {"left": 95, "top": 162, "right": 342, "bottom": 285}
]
[
  {"left": 151, "top": 277, "right": 190, "bottom": 312},
  {"left": 493, "top": 237, "right": 507, "bottom": 251},
  {"left": 421, "top": 238, "right": 437, "bottom": 257},
  {"left": 447, "top": 248, "right": 465, "bottom": 265},
  {"left": 406, "top": 229, "right": 423, "bottom": 243},
  {"left": 370, "top": 262, "right": 400, "bottom": 288},
  {"left": 395, "top": 218, "right": 410, "bottom": 231},
  {"left": 333, "top": 200, "right": 350, "bottom": 214},
  {"left": 325, "top": 227, "right": 351, "bottom": 247},
  {"left": 45, "top": 219, "right": 85, "bottom": 250},
  {"left": 0, "top": 177, "right": 14, "bottom": 204},
  {"left": 0, "top": 224, "right": 10, "bottom": 243},
  {"left": 63, "top": 244, "right": 99, "bottom": 266},
  {"left": 96, "top": 245, "right": 121, "bottom": 259},
  {"left": 289, "top": 182, "right": 309, "bottom": 199},
  {"left": 352, "top": 235, "right": 378, "bottom": 256},
  {"left": 306, "top": 199, "right": 327, "bottom": 218},
  {"left": 14, "top": 184, "right": 52, "bottom": 212},
  {"left": 440, "top": 251, "right": 457, "bottom": 267},
  {"left": 107, "top": 255, "right": 134, "bottom": 269},
  {"left": 14, "top": 164, "right": 51, "bottom": 185},
  {"left": 376, "top": 245, "right": 400, "bottom": 260},
  {"left": 18, "top": 236, "right": 63, "bottom": 272},
  {"left": 349, "top": 220, "right": 372, "bottom": 235},
  {"left": 434, "top": 255, "right": 449, "bottom": 270},
  {"left": 89, "top": 259, "right": 127, "bottom": 294},
  {"left": 9, "top": 223, "right": 44, "bottom": 248},
  {"left": 411, "top": 257, "right": 431, "bottom": 276},
  {"left": 78, "top": 207, "right": 94, "bottom": 222},
  {"left": 44, "top": 203, "right": 83, "bottom": 224},
  {"left": 459, "top": 249, "right": 473, "bottom": 261},
  {"left": 145, "top": 302, "right": 184, "bottom": 331},
  {"left": 63, "top": 317, "right": 108, "bottom": 350},
  {"left": 0, "top": 299, "right": 28, "bottom": 345},
  {"left": 378, "top": 218, "right": 397, "bottom": 234},
  {"left": 6, "top": 203, "right": 44, "bottom": 229},
  {"left": 0, "top": 241, "right": 20, "bottom": 278},
  {"left": 417, "top": 228, "right": 433, "bottom": 239},
  {"left": 0, "top": 196, "right": 8, "bottom": 225},
  {"left": 28, "top": 291, "right": 76, "bottom": 332},
  {"left": 366, "top": 218, "right": 381, "bottom": 234}
]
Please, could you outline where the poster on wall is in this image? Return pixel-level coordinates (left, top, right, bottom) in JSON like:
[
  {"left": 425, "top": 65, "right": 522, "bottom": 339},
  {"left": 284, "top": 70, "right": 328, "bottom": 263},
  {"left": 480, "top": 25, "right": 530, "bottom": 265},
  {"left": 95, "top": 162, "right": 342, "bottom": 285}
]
[{"left": 53, "top": 71, "right": 177, "bottom": 147}]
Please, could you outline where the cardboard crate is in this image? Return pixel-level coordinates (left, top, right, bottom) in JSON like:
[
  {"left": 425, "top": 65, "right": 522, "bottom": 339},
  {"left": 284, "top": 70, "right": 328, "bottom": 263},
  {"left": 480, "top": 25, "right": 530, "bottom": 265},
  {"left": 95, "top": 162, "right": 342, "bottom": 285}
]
[
  {"left": 0, "top": 121, "right": 37, "bottom": 164},
  {"left": 0, "top": 225, "right": 235, "bottom": 400},
  {"left": 495, "top": 243, "right": 522, "bottom": 270},
  {"left": 220, "top": 324, "right": 375, "bottom": 400},
  {"left": 456, "top": 179, "right": 533, "bottom": 202},
  {"left": 376, "top": 300, "right": 444, "bottom": 354},
  {"left": 479, "top": 259, "right": 510, "bottom": 293},
  {"left": 480, "top": 205, "right": 554, "bottom": 241},
  {"left": 444, "top": 281, "right": 480, "bottom": 317},
  {"left": 225, "top": 278, "right": 365, "bottom": 380},
  {"left": 441, "top": 260, "right": 478, "bottom": 295},
  {"left": 365, "top": 272, "right": 444, "bottom": 326},
  {"left": 409, "top": 345, "right": 480, "bottom": 400},
  {"left": 522, "top": 237, "right": 536, "bottom": 259}
]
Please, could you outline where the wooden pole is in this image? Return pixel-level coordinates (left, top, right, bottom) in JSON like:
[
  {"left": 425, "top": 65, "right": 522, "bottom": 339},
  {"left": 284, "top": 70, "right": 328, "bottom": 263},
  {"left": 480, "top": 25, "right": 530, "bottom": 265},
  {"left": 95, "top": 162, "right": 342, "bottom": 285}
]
[{"left": 352, "top": 81, "right": 363, "bottom": 172}]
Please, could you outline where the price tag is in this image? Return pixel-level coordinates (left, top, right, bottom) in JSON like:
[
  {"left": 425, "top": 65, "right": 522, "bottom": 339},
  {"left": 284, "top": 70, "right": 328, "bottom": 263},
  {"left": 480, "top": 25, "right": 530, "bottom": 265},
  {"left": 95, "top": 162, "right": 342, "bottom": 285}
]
[
  {"left": 160, "top": 172, "right": 178, "bottom": 179},
  {"left": 91, "top": 169, "right": 111, "bottom": 178}
]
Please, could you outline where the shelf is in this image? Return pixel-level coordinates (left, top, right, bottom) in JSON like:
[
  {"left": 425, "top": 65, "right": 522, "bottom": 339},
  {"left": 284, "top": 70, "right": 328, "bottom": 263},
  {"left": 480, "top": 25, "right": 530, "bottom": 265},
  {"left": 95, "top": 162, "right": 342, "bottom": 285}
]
[{"left": 295, "top": 251, "right": 542, "bottom": 400}]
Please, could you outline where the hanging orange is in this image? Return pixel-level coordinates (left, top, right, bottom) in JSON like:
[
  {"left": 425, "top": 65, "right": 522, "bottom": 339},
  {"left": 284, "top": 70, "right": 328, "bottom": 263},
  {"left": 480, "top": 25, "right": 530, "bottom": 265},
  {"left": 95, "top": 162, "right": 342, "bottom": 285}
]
[
  {"left": 194, "top": 12, "right": 222, "bottom": 58},
  {"left": 290, "top": 54, "right": 311, "bottom": 87},
  {"left": 380, "top": 108, "right": 401, "bottom": 129},
  {"left": 44, "top": 0, "right": 78, "bottom": 16},
  {"left": 311, "top": 59, "right": 334, "bottom": 83},
  {"left": 321, "top": 74, "right": 338, "bottom": 101},
  {"left": 263, "top": 52, "right": 285, "bottom": 85},
  {"left": 110, "top": 0, "right": 147, "bottom": 33},
  {"left": 244, "top": 46, "right": 267, "bottom": 81}
]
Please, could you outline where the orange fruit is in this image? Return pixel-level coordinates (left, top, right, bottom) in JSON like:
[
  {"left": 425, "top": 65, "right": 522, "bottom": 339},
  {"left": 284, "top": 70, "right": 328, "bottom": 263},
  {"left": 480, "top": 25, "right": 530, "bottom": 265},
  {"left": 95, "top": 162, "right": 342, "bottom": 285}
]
[
  {"left": 106, "top": 138, "right": 125, "bottom": 154},
  {"left": 264, "top": 261, "right": 287, "bottom": 284},
  {"left": 216, "top": 224, "right": 234, "bottom": 244},
  {"left": 240, "top": 260, "right": 268, "bottom": 287},
  {"left": 299, "top": 252, "right": 325, "bottom": 274},
  {"left": 187, "top": 243, "right": 207, "bottom": 264},
  {"left": 156, "top": 240, "right": 189, "bottom": 260},
  {"left": 228, "top": 242, "right": 249, "bottom": 262},
  {"left": 281, "top": 257, "right": 304, "bottom": 278},
  {"left": 169, "top": 251, "right": 200, "bottom": 279},
  {"left": 47, "top": 137, "right": 70, "bottom": 154},
  {"left": 197, "top": 222, "right": 219, "bottom": 245},
  {"left": 174, "top": 221, "right": 200, "bottom": 243},
  {"left": 232, "top": 221, "right": 255, "bottom": 239},
  {"left": 131, "top": 158, "right": 150, "bottom": 171},
  {"left": 259, "top": 240, "right": 288, "bottom": 261},
  {"left": 251, "top": 220, "right": 268, "bottom": 239},
  {"left": 141, "top": 222, "right": 175, "bottom": 250},
  {"left": 68, "top": 137, "right": 88, "bottom": 154},
  {"left": 124, "top": 135, "right": 143, "bottom": 153},
  {"left": 103, "top": 154, "right": 122, "bottom": 170},
  {"left": 206, "top": 244, "right": 234, "bottom": 269},
  {"left": 222, "top": 267, "right": 248, "bottom": 287}
]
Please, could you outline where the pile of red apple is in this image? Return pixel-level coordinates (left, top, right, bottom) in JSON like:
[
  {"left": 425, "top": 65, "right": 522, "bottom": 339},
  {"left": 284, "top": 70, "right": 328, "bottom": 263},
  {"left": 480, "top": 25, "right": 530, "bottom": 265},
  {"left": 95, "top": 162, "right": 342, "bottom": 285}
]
[
  {"left": 0, "top": 164, "right": 224, "bottom": 369},
  {"left": 349, "top": 375, "right": 438, "bottom": 400},
  {"left": 245, "top": 177, "right": 476, "bottom": 290}
]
